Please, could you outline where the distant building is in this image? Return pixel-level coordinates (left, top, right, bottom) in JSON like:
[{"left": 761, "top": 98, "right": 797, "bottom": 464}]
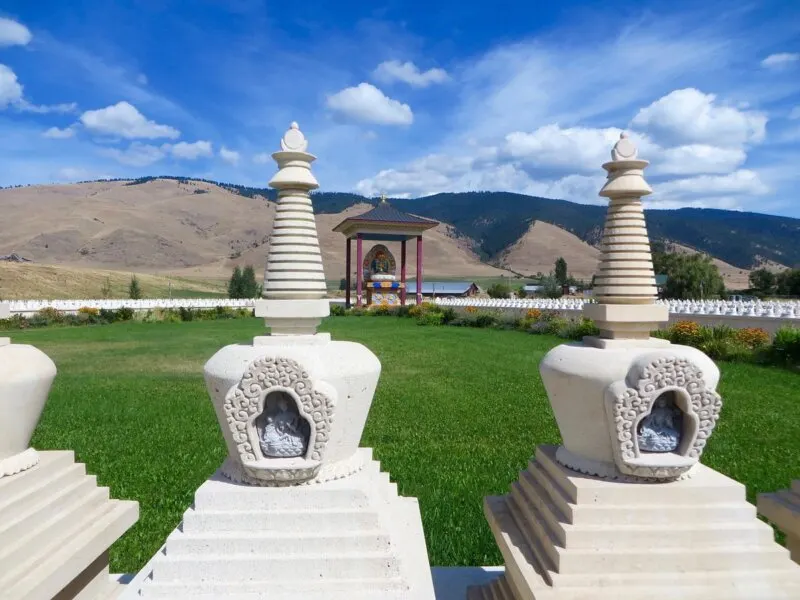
[
  {"left": 405, "top": 281, "right": 479, "bottom": 297},
  {"left": 522, "top": 284, "right": 543, "bottom": 297},
  {"left": 655, "top": 274, "right": 668, "bottom": 294}
]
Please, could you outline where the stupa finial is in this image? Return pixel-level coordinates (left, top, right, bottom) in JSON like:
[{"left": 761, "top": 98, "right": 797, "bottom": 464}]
[
  {"left": 280, "top": 121, "right": 309, "bottom": 153},
  {"left": 610, "top": 131, "right": 638, "bottom": 161}
]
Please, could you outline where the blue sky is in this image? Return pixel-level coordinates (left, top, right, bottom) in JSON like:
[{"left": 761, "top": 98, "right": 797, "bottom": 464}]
[{"left": 1, "top": 0, "right": 799, "bottom": 216}]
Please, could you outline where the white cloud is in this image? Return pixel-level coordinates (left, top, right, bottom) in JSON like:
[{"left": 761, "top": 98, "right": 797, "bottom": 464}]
[
  {"left": 252, "top": 152, "right": 272, "bottom": 164},
  {"left": 103, "top": 142, "right": 166, "bottom": 167},
  {"left": 80, "top": 101, "right": 180, "bottom": 139},
  {"left": 0, "top": 17, "right": 32, "bottom": 47},
  {"left": 0, "top": 64, "right": 23, "bottom": 107},
  {"left": 790, "top": 106, "right": 800, "bottom": 120},
  {"left": 503, "top": 125, "right": 628, "bottom": 171},
  {"left": 656, "top": 170, "right": 769, "bottom": 200},
  {"left": 170, "top": 140, "right": 212, "bottom": 159},
  {"left": 373, "top": 60, "right": 449, "bottom": 88},
  {"left": 654, "top": 144, "right": 747, "bottom": 175},
  {"left": 55, "top": 167, "right": 113, "bottom": 182},
  {"left": 326, "top": 83, "right": 413, "bottom": 125},
  {"left": 631, "top": 88, "right": 767, "bottom": 148},
  {"left": 136, "top": 73, "right": 148, "bottom": 85},
  {"left": 219, "top": 146, "right": 240, "bottom": 165},
  {"left": 761, "top": 53, "right": 800, "bottom": 70},
  {"left": 43, "top": 126, "right": 76, "bottom": 139},
  {"left": 17, "top": 100, "right": 78, "bottom": 114}
]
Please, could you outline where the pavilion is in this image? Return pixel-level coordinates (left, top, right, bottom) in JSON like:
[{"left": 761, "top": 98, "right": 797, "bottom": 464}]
[{"left": 333, "top": 197, "right": 438, "bottom": 307}]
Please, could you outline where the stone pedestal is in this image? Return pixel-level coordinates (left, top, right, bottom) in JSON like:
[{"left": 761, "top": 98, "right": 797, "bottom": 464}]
[
  {"left": 468, "top": 445, "right": 800, "bottom": 599},
  {"left": 126, "top": 449, "right": 432, "bottom": 599},
  {"left": 0, "top": 451, "right": 138, "bottom": 599},
  {"left": 760, "top": 480, "right": 800, "bottom": 564}
]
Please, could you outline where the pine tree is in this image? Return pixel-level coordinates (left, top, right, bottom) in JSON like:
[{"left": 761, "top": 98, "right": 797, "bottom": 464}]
[
  {"left": 228, "top": 266, "right": 244, "bottom": 299},
  {"left": 241, "top": 265, "right": 259, "bottom": 298},
  {"left": 128, "top": 275, "right": 142, "bottom": 300},
  {"left": 554, "top": 257, "right": 568, "bottom": 285}
]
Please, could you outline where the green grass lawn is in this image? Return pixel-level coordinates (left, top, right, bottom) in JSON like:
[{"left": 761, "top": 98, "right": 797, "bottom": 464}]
[{"left": 10, "top": 317, "right": 800, "bottom": 573}]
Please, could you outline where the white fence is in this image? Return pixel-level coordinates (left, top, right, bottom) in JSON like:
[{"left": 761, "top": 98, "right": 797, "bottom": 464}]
[
  {"left": 5, "top": 298, "right": 256, "bottom": 317},
  {"left": 434, "top": 297, "right": 800, "bottom": 335}
]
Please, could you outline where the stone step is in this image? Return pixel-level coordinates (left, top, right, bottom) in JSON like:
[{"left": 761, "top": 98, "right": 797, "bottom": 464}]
[
  {"left": 0, "top": 451, "right": 76, "bottom": 505},
  {"left": 136, "top": 578, "right": 410, "bottom": 600},
  {"left": 0, "top": 480, "right": 107, "bottom": 566},
  {"left": 193, "top": 485, "right": 372, "bottom": 511},
  {"left": 0, "top": 466, "right": 92, "bottom": 545},
  {"left": 181, "top": 508, "right": 381, "bottom": 534},
  {"left": 516, "top": 470, "right": 775, "bottom": 549},
  {"left": 149, "top": 552, "right": 401, "bottom": 581},
  {"left": 535, "top": 446, "right": 747, "bottom": 506},
  {"left": 164, "top": 529, "right": 392, "bottom": 556},
  {"left": 0, "top": 499, "right": 138, "bottom": 599},
  {"left": 528, "top": 456, "right": 757, "bottom": 525},
  {"left": 0, "top": 461, "right": 86, "bottom": 524}
]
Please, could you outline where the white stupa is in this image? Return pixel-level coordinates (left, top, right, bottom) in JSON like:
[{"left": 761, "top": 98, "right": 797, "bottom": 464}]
[
  {"left": 123, "top": 124, "right": 435, "bottom": 599},
  {"left": 468, "top": 134, "right": 800, "bottom": 599}
]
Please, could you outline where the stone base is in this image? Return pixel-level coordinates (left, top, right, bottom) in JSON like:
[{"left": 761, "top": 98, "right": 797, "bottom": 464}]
[
  {"left": 759, "top": 480, "right": 800, "bottom": 564},
  {"left": 0, "top": 450, "right": 139, "bottom": 599},
  {"left": 125, "top": 448, "right": 435, "bottom": 599},
  {"left": 468, "top": 445, "right": 800, "bottom": 599}
]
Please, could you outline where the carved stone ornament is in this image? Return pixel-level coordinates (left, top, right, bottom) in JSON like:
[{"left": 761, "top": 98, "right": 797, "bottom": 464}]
[
  {"left": 222, "top": 356, "right": 336, "bottom": 485},
  {"left": 605, "top": 354, "right": 723, "bottom": 481}
]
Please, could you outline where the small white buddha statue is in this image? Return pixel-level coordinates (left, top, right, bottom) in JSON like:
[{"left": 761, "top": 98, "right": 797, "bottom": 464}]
[{"left": 260, "top": 396, "right": 308, "bottom": 458}]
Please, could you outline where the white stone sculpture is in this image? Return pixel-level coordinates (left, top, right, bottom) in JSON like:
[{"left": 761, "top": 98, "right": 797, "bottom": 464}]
[
  {"left": 468, "top": 134, "right": 800, "bottom": 599},
  {"left": 125, "top": 123, "right": 435, "bottom": 599},
  {"left": 0, "top": 311, "right": 139, "bottom": 598}
]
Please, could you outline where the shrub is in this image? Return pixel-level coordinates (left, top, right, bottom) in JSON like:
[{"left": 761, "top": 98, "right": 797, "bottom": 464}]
[
  {"left": 370, "top": 304, "right": 392, "bottom": 316},
  {"left": 557, "top": 318, "right": 600, "bottom": 340},
  {"left": 78, "top": 307, "right": 100, "bottom": 316},
  {"left": 178, "top": 307, "right": 196, "bottom": 322},
  {"left": 98, "top": 308, "right": 117, "bottom": 323},
  {"left": 417, "top": 311, "right": 444, "bottom": 326},
  {"left": 735, "top": 327, "right": 770, "bottom": 349},
  {"left": 349, "top": 307, "right": 366, "bottom": 317},
  {"left": 116, "top": 307, "right": 135, "bottom": 321},
  {"left": 330, "top": 304, "right": 346, "bottom": 316},
  {"left": 474, "top": 313, "right": 498, "bottom": 328},
  {"left": 465, "top": 306, "right": 478, "bottom": 314},
  {"left": 487, "top": 282, "right": 511, "bottom": 299},
  {"left": 669, "top": 320, "right": 701, "bottom": 345},
  {"left": 770, "top": 327, "right": 800, "bottom": 367},
  {"left": 525, "top": 308, "right": 542, "bottom": 321},
  {"left": 440, "top": 307, "right": 458, "bottom": 325},
  {"left": 395, "top": 305, "right": 411, "bottom": 318}
]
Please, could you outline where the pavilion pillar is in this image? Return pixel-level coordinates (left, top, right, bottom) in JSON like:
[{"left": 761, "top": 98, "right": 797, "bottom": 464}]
[
  {"left": 416, "top": 235, "right": 423, "bottom": 305},
  {"left": 356, "top": 234, "right": 364, "bottom": 307},
  {"left": 345, "top": 237, "right": 352, "bottom": 309},
  {"left": 400, "top": 239, "right": 407, "bottom": 305}
]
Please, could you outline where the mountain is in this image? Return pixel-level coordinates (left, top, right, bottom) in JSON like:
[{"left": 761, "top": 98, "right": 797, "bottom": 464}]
[{"left": 0, "top": 179, "right": 507, "bottom": 286}]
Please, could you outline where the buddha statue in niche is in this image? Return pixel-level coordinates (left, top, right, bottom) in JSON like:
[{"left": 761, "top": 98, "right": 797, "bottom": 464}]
[
  {"left": 637, "top": 392, "right": 683, "bottom": 453},
  {"left": 258, "top": 393, "right": 310, "bottom": 458}
]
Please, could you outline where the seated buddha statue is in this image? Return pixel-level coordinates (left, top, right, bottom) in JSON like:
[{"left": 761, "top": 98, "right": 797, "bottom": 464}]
[
  {"left": 259, "top": 396, "right": 308, "bottom": 458},
  {"left": 369, "top": 249, "right": 396, "bottom": 282},
  {"left": 637, "top": 394, "right": 683, "bottom": 453}
]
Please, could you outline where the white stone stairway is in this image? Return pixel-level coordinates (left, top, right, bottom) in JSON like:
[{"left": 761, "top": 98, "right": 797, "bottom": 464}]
[
  {"left": 0, "top": 451, "right": 139, "bottom": 600},
  {"left": 129, "top": 449, "right": 434, "bottom": 599},
  {"left": 468, "top": 445, "right": 800, "bottom": 600}
]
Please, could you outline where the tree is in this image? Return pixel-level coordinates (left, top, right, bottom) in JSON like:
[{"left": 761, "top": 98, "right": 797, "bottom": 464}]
[
  {"left": 100, "top": 277, "right": 112, "bottom": 299},
  {"left": 658, "top": 253, "right": 725, "bottom": 300},
  {"left": 128, "top": 275, "right": 142, "bottom": 300},
  {"left": 776, "top": 269, "right": 800, "bottom": 297},
  {"left": 554, "top": 257, "right": 568, "bottom": 285},
  {"left": 516, "top": 285, "right": 527, "bottom": 298},
  {"left": 487, "top": 282, "right": 511, "bottom": 299},
  {"left": 240, "top": 265, "right": 259, "bottom": 298},
  {"left": 749, "top": 268, "right": 777, "bottom": 294},
  {"left": 228, "top": 266, "right": 244, "bottom": 299},
  {"left": 339, "top": 278, "right": 348, "bottom": 291},
  {"left": 540, "top": 275, "right": 563, "bottom": 299}
]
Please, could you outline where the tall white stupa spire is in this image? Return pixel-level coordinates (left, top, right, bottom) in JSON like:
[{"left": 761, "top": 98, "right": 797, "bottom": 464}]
[
  {"left": 256, "top": 122, "right": 330, "bottom": 335},
  {"left": 583, "top": 132, "right": 668, "bottom": 342}
]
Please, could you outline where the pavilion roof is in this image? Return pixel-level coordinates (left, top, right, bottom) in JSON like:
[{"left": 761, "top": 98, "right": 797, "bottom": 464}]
[{"left": 333, "top": 198, "right": 439, "bottom": 237}]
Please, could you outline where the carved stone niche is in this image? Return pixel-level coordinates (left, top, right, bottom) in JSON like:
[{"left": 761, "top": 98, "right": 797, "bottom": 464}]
[
  {"left": 605, "top": 355, "right": 723, "bottom": 481},
  {"left": 222, "top": 357, "right": 335, "bottom": 485}
]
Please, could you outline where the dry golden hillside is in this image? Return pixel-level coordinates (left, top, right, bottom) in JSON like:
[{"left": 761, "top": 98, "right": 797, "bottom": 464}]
[
  {"left": 498, "top": 220, "right": 601, "bottom": 280},
  {"left": 0, "top": 179, "right": 509, "bottom": 288}
]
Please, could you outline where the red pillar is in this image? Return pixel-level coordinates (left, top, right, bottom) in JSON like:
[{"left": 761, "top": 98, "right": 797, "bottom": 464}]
[
  {"left": 345, "top": 237, "right": 352, "bottom": 309},
  {"left": 416, "top": 235, "right": 423, "bottom": 305},
  {"left": 400, "top": 239, "right": 407, "bottom": 305},
  {"left": 356, "top": 234, "right": 364, "bottom": 307}
]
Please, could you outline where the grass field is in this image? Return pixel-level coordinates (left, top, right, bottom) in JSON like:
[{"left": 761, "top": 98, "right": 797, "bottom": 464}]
[
  {"left": 0, "top": 262, "right": 227, "bottom": 299},
  {"left": 11, "top": 317, "right": 800, "bottom": 573}
]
